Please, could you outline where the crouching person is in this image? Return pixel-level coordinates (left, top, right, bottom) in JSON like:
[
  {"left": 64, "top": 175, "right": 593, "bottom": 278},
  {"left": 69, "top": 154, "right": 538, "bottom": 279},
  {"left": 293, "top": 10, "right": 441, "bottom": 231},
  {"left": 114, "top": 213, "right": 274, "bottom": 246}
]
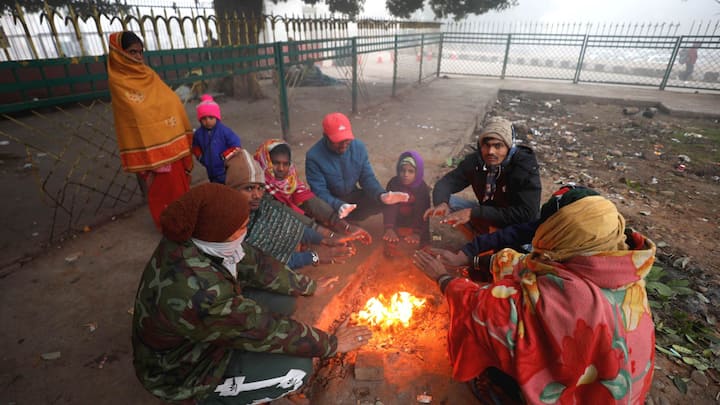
[{"left": 132, "top": 183, "right": 371, "bottom": 404}]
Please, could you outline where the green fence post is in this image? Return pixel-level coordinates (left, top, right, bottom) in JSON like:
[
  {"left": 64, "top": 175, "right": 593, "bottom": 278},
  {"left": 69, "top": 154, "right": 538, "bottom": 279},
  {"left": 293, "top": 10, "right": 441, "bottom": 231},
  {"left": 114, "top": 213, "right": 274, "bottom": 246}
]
[
  {"left": 392, "top": 34, "right": 398, "bottom": 97},
  {"left": 436, "top": 33, "right": 444, "bottom": 77},
  {"left": 418, "top": 34, "right": 424, "bottom": 84},
  {"left": 274, "top": 42, "right": 290, "bottom": 140},
  {"left": 661, "top": 36, "right": 683, "bottom": 91},
  {"left": 573, "top": 34, "right": 589, "bottom": 84},
  {"left": 500, "top": 34, "right": 511, "bottom": 79},
  {"left": 351, "top": 37, "right": 358, "bottom": 113}
]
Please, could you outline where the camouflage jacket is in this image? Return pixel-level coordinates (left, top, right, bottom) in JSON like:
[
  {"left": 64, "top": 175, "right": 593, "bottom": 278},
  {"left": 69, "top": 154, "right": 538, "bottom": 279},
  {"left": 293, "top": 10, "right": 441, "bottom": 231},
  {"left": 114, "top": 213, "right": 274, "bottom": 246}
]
[{"left": 132, "top": 238, "right": 337, "bottom": 403}]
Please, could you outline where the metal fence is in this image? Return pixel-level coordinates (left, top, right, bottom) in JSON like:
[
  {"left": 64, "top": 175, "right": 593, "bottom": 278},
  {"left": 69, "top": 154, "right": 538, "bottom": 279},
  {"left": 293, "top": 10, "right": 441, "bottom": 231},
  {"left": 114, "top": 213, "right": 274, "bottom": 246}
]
[
  {"left": 440, "top": 32, "right": 720, "bottom": 91},
  {"left": 0, "top": 4, "right": 440, "bottom": 61}
]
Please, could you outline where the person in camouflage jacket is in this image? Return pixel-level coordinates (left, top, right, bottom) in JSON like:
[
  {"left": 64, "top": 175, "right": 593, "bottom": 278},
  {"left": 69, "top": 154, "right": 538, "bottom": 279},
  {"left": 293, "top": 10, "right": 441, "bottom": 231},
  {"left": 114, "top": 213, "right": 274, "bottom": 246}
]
[{"left": 132, "top": 183, "right": 372, "bottom": 404}]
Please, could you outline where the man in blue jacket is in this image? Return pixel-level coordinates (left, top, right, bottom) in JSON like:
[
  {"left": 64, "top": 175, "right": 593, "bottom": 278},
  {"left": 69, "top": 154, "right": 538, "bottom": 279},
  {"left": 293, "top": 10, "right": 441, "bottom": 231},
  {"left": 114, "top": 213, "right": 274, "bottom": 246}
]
[{"left": 305, "top": 112, "right": 408, "bottom": 221}]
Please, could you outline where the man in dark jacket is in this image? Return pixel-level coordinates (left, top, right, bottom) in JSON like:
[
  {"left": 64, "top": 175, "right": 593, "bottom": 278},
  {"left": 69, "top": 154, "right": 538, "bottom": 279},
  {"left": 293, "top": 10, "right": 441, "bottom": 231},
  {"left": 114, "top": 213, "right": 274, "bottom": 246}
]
[
  {"left": 424, "top": 117, "right": 541, "bottom": 236},
  {"left": 306, "top": 112, "right": 408, "bottom": 221}
]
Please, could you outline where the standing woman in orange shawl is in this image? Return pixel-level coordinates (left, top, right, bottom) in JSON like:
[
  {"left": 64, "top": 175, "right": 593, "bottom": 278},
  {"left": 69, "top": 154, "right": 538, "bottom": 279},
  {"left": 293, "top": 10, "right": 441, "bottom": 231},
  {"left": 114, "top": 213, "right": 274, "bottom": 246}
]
[{"left": 107, "top": 31, "right": 194, "bottom": 229}]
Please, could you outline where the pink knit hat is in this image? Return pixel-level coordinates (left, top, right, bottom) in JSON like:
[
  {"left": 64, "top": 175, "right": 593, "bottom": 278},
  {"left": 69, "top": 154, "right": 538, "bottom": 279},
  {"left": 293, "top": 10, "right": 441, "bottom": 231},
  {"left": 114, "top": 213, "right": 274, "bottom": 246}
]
[{"left": 196, "top": 94, "right": 222, "bottom": 121}]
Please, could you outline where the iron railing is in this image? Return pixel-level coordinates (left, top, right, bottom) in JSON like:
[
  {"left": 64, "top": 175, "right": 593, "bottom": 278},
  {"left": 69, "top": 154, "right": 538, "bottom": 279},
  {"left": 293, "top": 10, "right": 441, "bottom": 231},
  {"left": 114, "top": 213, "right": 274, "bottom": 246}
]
[{"left": 440, "top": 32, "right": 720, "bottom": 91}]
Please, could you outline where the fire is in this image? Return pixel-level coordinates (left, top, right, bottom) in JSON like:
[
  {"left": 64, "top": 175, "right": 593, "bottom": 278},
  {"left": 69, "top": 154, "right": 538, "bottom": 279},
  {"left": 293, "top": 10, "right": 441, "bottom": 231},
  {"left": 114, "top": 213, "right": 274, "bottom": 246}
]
[{"left": 356, "top": 291, "right": 426, "bottom": 330}]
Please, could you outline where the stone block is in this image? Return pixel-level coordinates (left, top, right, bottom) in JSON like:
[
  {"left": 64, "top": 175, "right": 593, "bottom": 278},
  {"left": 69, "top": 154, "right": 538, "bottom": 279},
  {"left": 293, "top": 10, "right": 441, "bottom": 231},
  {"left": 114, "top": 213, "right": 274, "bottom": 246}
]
[{"left": 354, "top": 351, "right": 384, "bottom": 381}]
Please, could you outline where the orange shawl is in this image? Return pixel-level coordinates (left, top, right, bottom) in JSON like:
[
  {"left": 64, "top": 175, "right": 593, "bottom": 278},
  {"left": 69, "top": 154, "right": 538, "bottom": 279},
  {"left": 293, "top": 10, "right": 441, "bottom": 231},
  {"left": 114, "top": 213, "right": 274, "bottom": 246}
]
[{"left": 107, "top": 32, "right": 193, "bottom": 173}]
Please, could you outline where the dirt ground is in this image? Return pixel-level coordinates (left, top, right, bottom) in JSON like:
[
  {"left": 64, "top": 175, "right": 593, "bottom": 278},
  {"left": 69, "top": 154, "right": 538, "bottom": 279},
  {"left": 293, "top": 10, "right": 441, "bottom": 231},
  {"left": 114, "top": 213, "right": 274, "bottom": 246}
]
[{"left": 1, "top": 76, "right": 719, "bottom": 404}]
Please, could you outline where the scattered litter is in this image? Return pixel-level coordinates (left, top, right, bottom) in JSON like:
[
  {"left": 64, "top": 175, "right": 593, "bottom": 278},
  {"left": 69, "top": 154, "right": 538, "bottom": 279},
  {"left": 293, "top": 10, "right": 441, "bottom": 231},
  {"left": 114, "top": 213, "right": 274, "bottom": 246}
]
[
  {"left": 676, "top": 163, "right": 686, "bottom": 172},
  {"left": 650, "top": 177, "right": 658, "bottom": 185},
  {"left": 672, "top": 256, "right": 690, "bottom": 270},
  {"left": 127, "top": 307, "right": 134, "bottom": 315},
  {"left": 36, "top": 152, "right": 47, "bottom": 158},
  {"left": 83, "top": 322, "right": 98, "bottom": 332},
  {"left": 677, "top": 154, "right": 691, "bottom": 163},
  {"left": 65, "top": 252, "right": 83, "bottom": 263},
  {"left": 639, "top": 211, "right": 651, "bottom": 216},
  {"left": 23, "top": 163, "right": 33, "bottom": 169},
  {"left": 416, "top": 393, "right": 432, "bottom": 404},
  {"left": 97, "top": 354, "right": 109, "bottom": 369},
  {"left": 671, "top": 138, "right": 680, "bottom": 143},
  {"left": 683, "top": 132, "right": 703, "bottom": 138},
  {"left": 0, "top": 140, "right": 9, "bottom": 146},
  {"left": 622, "top": 107, "right": 639, "bottom": 115},
  {"left": 41, "top": 351, "right": 61, "bottom": 360},
  {"left": 31, "top": 232, "right": 39, "bottom": 237},
  {"left": 83, "top": 226, "right": 91, "bottom": 233}
]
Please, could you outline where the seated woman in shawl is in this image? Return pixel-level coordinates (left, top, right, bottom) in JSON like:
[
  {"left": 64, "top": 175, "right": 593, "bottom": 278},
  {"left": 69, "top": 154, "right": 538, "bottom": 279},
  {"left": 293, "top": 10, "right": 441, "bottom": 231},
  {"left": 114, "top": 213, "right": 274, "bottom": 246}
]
[
  {"left": 224, "top": 147, "right": 357, "bottom": 269},
  {"left": 253, "top": 139, "right": 372, "bottom": 245},
  {"left": 413, "top": 188, "right": 655, "bottom": 405},
  {"left": 107, "top": 31, "right": 194, "bottom": 229},
  {"left": 132, "top": 183, "right": 372, "bottom": 404}
]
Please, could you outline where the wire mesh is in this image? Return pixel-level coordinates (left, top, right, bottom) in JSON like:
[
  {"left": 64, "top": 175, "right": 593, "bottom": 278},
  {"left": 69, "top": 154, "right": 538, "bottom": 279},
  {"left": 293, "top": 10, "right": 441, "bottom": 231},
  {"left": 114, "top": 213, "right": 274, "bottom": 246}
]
[
  {"left": 0, "top": 101, "right": 144, "bottom": 261},
  {"left": 577, "top": 35, "right": 679, "bottom": 87},
  {"left": 440, "top": 33, "right": 507, "bottom": 77},
  {"left": 665, "top": 36, "right": 720, "bottom": 90},
  {"left": 503, "top": 34, "right": 584, "bottom": 81}
]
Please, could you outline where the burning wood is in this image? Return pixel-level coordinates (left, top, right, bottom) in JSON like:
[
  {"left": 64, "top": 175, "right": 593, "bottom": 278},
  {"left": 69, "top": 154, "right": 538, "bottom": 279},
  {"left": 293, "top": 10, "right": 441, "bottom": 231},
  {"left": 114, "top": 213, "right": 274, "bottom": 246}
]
[{"left": 353, "top": 291, "right": 427, "bottom": 331}]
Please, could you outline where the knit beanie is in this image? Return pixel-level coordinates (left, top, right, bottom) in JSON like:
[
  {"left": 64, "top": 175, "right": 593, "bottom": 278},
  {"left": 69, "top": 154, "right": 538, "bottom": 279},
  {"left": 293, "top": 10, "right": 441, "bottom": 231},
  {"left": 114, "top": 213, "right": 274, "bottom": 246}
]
[
  {"left": 196, "top": 94, "right": 222, "bottom": 121},
  {"left": 160, "top": 183, "right": 249, "bottom": 242},
  {"left": 225, "top": 148, "right": 265, "bottom": 189},
  {"left": 479, "top": 117, "right": 513, "bottom": 148}
]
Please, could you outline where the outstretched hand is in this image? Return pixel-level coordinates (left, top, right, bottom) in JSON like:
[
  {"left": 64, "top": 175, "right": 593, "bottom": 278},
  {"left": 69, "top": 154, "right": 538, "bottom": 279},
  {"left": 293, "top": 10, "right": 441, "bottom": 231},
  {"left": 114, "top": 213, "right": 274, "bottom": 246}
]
[
  {"left": 439, "top": 208, "right": 472, "bottom": 227},
  {"left": 338, "top": 203, "right": 357, "bottom": 219},
  {"left": 423, "top": 202, "right": 450, "bottom": 221},
  {"left": 426, "top": 247, "right": 470, "bottom": 267},
  {"left": 412, "top": 249, "right": 448, "bottom": 281},
  {"left": 334, "top": 321, "right": 373, "bottom": 353},
  {"left": 380, "top": 191, "right": 410, "bottom": 205},
  {"left": 344, "top": 224, "right": 372, "bottom": 245}
]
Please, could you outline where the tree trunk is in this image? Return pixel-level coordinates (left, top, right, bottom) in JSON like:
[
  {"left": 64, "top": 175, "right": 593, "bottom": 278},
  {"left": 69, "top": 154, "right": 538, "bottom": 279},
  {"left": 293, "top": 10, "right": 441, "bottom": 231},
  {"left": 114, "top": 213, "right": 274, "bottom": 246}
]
[{"left": 214, "top": 0, "right": 265, "bottom": 100}]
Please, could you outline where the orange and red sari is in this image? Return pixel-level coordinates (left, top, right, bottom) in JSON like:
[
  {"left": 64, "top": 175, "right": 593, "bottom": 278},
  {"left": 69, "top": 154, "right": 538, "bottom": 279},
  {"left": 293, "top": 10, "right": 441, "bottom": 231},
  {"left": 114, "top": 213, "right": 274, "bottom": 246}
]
[{"left": 107, "top": 32, "right": 193, "bottom": 228}]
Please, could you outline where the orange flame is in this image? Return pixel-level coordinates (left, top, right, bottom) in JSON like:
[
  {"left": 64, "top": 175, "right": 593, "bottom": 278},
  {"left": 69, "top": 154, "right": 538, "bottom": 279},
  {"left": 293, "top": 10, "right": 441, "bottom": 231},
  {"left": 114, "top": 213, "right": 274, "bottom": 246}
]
[{"left": 356, "top": 291, "right": 426, "bottom": 330}]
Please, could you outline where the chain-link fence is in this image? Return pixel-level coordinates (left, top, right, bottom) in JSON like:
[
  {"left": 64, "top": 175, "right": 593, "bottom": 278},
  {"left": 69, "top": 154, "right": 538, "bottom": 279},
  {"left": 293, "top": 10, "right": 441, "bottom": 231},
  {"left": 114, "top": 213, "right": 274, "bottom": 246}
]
[{"left": 440, "top": 32, "right": 720, "bottom": 91}]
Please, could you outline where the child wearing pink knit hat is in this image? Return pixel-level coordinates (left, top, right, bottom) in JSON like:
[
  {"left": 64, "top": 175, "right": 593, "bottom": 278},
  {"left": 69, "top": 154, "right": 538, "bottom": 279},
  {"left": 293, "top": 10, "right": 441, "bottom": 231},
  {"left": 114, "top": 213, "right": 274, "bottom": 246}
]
[{"left": 192, "top": 94, "right": 242, "bottom": 184}]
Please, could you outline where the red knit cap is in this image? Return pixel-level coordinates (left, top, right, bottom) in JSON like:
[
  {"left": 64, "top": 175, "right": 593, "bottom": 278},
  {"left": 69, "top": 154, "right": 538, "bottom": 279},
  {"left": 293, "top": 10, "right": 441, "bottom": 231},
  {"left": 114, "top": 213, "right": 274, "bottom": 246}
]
[
  {"left": 160, "top": 183, "right": 249, "bottom": 242},
  {"left": 196, "top": 94, "right": 222, "bottom": 121}
]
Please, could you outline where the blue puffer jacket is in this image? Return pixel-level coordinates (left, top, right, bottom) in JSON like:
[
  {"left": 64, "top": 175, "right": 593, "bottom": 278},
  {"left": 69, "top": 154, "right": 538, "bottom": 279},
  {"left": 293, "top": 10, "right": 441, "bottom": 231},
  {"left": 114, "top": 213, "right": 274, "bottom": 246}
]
[
  {"left": 305, "top": 138, "right": 385, "bottom": 211},
  {"left": 192, "top": 121, "right": 241, "bottom": 184}
]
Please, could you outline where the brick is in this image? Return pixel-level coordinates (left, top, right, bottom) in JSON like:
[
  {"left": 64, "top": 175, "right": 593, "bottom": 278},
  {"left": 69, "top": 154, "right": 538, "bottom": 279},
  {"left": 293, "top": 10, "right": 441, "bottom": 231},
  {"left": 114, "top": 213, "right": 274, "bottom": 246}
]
[{"left": 354, "top": 351, "right": 384, "bottom": 381}]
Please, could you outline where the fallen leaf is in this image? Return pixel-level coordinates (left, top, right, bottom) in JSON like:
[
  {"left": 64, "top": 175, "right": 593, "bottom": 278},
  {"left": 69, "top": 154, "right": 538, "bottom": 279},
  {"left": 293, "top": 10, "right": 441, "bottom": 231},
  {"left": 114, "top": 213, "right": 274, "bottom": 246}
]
[{"left": 671, "top": 375, "right": 687, "bottom": 394}]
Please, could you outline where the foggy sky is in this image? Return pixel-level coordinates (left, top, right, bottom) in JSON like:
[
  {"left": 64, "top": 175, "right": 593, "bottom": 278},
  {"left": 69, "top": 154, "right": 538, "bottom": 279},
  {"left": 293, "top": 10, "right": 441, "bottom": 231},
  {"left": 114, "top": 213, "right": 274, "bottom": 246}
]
[{"left": 361, "top": 0, "right": 720, "bottom": 24}]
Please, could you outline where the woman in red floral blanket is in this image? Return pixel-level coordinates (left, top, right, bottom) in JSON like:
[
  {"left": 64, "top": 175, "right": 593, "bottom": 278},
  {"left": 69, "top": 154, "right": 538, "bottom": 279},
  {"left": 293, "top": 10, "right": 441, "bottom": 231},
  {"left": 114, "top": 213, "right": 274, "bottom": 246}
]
[{"left": 413, "top": 187, "right": 655, "bottom": 404}]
